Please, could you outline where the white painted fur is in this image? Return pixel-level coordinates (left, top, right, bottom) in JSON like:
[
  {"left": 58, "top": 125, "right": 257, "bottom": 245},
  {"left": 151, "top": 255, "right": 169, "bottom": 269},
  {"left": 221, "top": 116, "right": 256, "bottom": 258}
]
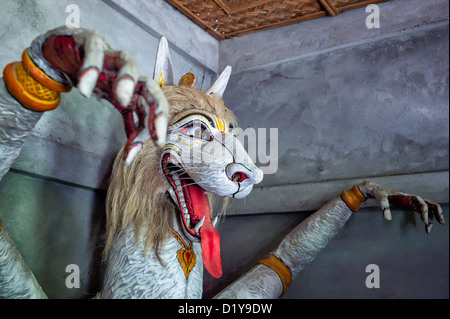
[{"left": 98, "top": 211, "right": 204, "bottom": 299}]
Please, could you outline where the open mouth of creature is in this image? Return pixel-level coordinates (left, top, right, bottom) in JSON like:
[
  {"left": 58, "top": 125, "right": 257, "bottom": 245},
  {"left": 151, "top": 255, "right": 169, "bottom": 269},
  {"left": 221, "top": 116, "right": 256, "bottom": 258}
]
[{"left": 162, "top": 153, "right": 223, "bottom": 278}]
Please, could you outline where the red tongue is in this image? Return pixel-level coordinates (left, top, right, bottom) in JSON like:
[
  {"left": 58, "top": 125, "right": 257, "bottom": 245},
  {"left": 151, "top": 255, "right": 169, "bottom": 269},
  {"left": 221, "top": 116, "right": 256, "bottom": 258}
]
[
  {"left": 200, "top": 223, "right": 222, "bottom": 278},
  {"left": 188, "top": 184, "right": 223, "bottom": 278}
]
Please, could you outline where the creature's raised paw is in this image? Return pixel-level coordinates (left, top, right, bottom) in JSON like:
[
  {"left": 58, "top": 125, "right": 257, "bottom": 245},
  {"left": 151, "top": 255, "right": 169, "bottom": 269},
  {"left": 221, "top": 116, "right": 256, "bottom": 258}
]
[{"left": 27, "top": 26, "right": 169, "bottom": 164}]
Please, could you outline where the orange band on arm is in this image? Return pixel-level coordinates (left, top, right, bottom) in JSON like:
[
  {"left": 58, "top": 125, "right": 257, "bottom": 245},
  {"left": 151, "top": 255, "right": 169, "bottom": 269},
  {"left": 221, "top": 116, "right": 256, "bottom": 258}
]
[
  {"left": 3, "top": 62, "right": 61, "bottom": 112},
  {"left": 341, "top": 185, "right": 366, "bottom": 212},
  {"left": 2, "top": 49, "right": 73, "bottom": 112},
  {"left": 21, "top": 49, "right": 71, "bottom": 93},
  {"left": 257, "top": 254, "right": 292, "bottom": 296}
]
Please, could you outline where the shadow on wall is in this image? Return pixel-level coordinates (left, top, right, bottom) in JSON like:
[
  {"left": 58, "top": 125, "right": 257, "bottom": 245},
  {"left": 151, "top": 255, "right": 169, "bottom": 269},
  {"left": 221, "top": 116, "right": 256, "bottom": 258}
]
[{"left": 0, "top": 171, "right": 107, "bottom": 298}]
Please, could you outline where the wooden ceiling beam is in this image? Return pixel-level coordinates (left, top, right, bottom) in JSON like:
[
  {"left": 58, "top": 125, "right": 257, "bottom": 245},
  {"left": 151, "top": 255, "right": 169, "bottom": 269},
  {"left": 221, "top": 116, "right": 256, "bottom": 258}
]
[
  {"left": 317, "top": 0, "right": 340, "bottom": 16},
  {"left": 211, "top": 0, "right": 231, "bottom": 15}
]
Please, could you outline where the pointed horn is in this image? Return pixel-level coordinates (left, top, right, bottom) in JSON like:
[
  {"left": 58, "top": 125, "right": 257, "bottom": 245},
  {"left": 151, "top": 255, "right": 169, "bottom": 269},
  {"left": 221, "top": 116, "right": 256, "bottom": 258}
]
[
  {"left": 153, "top": 36, "right": 174, "bottom": 87},
  {"left": 205, "top": 66, "right": 232, "bottom": 97}
]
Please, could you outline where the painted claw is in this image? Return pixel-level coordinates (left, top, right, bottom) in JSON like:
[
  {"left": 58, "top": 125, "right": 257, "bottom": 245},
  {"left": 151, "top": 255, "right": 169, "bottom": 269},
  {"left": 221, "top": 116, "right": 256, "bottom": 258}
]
[
  {"left": 115, "top": 76, "right": 135, "bottom": 107},
  {"left": 154, "top": 113, "right": 168, "bottom": 148},
  {"left": 124, "top": 142, "right": 143, "bottom": 166},
  {"left": 78, "top": 67, "right": 99, "bottom": 98},
  {"left": 426, "top": 223, "right": 433, "bottom": 234}
]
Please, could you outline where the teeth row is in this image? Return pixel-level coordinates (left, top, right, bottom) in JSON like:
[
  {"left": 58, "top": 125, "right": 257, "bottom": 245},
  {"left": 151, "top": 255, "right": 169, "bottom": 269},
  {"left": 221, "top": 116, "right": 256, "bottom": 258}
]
[
  {"left": 171, "top": 171, "right": 218, "bottom": 234},
  {"left": 171, "top": 172, "right": 190, "bottom": 226}
]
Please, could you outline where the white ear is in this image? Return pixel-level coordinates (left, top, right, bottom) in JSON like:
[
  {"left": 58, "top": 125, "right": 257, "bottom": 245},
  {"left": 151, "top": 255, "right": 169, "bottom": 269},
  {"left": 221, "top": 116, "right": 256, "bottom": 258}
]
[
  {"left": 205, "top": 66, "right": 232, "bottom": 97},
  {"left": 153, "top": 36, "right": 174, "bottom": 87}
]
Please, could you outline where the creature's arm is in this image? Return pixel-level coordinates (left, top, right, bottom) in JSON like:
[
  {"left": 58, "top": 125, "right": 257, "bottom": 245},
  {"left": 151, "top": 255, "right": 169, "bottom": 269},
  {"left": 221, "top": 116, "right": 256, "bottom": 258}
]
[
  {"left": 0, "top": 75, "right": 48, "bottom": 299},
  {"left": 0, "top": 26, "right": 168, "bottom": 174},
  {"left": 0, "top": 26, "right": 168, "bottom": 298},
  {"left": 0, "top": 79, "right": 43, "bottom": 182},
  {"left": 0, "top": 78, "right": 47, "bottom": 298},
  {"left": 214, "top": 182, "right": 445, "bottom": 299},
  {"left": 0, "top": 224, "right": 47, "bottom": 299}
]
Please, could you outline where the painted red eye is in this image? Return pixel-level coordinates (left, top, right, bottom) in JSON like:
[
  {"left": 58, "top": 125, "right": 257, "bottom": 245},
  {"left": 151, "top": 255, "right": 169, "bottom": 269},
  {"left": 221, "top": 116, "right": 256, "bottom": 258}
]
[{"left": 232, "top": 172, "right": 248, "bottom": 183}]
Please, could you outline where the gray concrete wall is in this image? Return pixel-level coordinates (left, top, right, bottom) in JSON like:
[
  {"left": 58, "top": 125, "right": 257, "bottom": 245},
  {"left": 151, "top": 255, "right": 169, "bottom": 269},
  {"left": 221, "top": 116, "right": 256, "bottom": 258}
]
[
  {"left": 223, "top": 0, "right": 449, "bottom": 215},
  {"left": 0, "top": 171, "right": 105, "bottom": 298}
]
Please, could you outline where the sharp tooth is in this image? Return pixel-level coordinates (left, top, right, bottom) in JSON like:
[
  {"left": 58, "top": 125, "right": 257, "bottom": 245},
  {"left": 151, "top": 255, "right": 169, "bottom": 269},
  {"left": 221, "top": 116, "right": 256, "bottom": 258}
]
[
  {"left": 194, "top": 216, "right": 205, "bottom": 235},
  {"left": 177, "top": 185, "right": 182, "bottom": 192},
  {"left": 212, "top": 217, "right": 218, "bottom": 228},
  {"left": 183, "top": 208, "right": 189, "bottom": 222},
  {"left": 175, "top": 179, "right": 181, "bottom": 186},
  {"left": 178, "top": 195, "right": 186, "bottom": 207}
]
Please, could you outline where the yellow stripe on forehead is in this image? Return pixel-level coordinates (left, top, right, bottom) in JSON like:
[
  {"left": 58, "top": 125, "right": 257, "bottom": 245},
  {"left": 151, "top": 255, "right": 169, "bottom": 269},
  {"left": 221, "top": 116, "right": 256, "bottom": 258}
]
[
  {"left": 220, "top": 119, "right": 226, "bottom": 132},
  {"left": 170, "top": 113, "right": 213, "bottom": 128},
  {"left": 170, "top": 111, "right": 230, "bottom": 132},
  {"left": 214, "top": 117, "right": 226, "bottom": 133}
]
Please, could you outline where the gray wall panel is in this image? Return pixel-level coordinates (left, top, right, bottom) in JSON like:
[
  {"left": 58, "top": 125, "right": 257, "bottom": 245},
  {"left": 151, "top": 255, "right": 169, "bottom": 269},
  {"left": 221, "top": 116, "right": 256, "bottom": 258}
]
[{"left": 0, "top": 171, "right": 105, "bottom": 299}]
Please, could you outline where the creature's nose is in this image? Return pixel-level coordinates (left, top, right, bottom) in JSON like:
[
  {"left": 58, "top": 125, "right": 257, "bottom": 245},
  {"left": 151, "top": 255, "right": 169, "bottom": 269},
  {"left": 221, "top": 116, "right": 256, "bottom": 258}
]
[{"left": 226, "top": 163, "right": 263, "bottom": 185}]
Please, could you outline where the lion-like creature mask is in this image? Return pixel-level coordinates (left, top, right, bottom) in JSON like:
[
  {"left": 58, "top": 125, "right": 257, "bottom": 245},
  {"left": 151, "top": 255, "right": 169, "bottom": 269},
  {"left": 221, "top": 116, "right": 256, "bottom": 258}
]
[{"left": 162, "top": 109, "right": 263, "bottom": 277}]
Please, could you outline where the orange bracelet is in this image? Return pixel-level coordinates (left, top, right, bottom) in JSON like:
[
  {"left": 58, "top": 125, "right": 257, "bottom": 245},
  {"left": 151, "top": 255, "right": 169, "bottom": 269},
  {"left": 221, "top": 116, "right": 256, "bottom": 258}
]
[
  {"left": 21, "top": 48, "right": 71, "bottom": 93},
  {"left": 3, "top": 49, "right": 70, "bottom": 112},
  {"left": 258, "top": 254, "right": 292, "bottom": 296},
  {"left": 341, "top": 185, "right": 366, "bottom": 212}
]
